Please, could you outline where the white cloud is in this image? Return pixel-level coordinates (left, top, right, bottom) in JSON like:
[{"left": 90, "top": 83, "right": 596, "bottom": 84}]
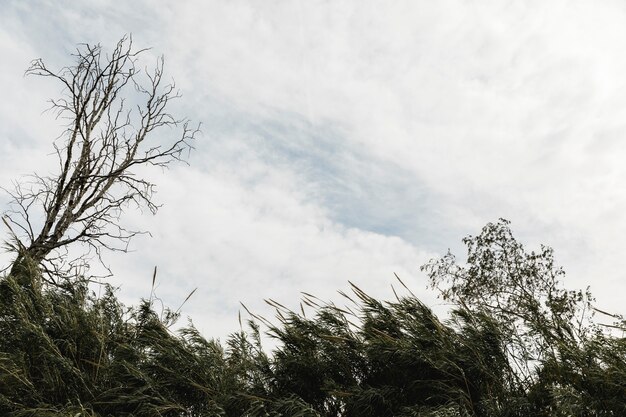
[
  {"left": 106, "top": 159, "right": 433, "bottom": 339},
  {"left": 1, "top": 1, "right": 626, "bottom": 339}
]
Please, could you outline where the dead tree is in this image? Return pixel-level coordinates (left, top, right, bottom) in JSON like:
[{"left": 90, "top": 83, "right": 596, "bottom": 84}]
[{"left": 2, "top": 36, "right": 197, "bottom": 282}]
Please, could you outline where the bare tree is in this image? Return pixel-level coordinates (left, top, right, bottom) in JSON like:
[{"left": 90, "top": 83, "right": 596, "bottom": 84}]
[{"left": 2, "top": 36, "right": 197, "bottom": 282}]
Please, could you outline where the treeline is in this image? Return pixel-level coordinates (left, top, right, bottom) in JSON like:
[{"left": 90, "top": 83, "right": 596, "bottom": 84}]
[{"left": 1, "top": 220, "right": 624, "bottom": 416}]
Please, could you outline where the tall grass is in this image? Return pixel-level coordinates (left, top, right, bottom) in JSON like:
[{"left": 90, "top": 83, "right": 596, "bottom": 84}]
[{"left": 1, "top": 222, "right": 625, "bottom": 416}]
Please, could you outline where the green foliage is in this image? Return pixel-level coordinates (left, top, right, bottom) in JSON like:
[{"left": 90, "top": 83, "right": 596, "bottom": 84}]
[
  {"left": 0, "top": 253, "right": 230, "bottom": 416},
  {"left": 1, "top": 220, "right": 625, "bottom": 416}
]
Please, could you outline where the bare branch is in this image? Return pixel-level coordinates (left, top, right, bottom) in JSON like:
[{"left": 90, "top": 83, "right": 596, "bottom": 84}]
[{"left": 3, "top": 35, "right": 197, "bottom": 282}]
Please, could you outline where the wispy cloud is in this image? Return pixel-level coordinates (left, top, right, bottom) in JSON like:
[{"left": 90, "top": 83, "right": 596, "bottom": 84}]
[{"left": 2, "top": 1, "right": 626, "bottom": 338}]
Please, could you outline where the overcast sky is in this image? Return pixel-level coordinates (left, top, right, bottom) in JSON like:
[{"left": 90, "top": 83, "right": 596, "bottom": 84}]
[{"left": 1, "top": 0, "right": 625, "bottom": 339}]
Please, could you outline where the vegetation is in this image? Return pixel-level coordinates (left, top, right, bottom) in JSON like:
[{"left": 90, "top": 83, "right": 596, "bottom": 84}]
[
  {"left": 1, "top": 39, "right": 625, "bottom": 416},
  {"left": 1, "top": 219, "right": 625, "bottom": 416}
]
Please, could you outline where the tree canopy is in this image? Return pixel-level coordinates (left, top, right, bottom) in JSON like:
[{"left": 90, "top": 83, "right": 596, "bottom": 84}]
[{"left": 1, "top": 219, "right": 625, "bottom": 416}]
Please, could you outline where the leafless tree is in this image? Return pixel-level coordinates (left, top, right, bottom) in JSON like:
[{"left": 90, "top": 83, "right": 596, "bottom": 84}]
[{"left": 2, "top": 36, "right": 197, "bottom": 283}]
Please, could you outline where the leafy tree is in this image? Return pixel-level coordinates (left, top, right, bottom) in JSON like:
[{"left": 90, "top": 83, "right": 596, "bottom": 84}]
[{"left": 423, "top": 219, "right": 625, "bottom": 416}]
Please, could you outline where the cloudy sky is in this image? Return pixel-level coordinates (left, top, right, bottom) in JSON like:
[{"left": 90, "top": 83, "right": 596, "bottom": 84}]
[{"left": 1, "top": 0, "right": 625, "bottom": 339}]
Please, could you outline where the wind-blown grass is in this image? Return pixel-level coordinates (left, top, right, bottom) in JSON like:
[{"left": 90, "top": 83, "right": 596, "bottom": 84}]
[{"left": 1, "top": 221, "right": 625, "bottom": 416}]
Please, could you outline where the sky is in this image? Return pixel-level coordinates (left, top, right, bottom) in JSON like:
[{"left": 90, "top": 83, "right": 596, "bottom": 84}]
[{"left": 1, "top": 0, "right": 626, "bottom": 339}]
